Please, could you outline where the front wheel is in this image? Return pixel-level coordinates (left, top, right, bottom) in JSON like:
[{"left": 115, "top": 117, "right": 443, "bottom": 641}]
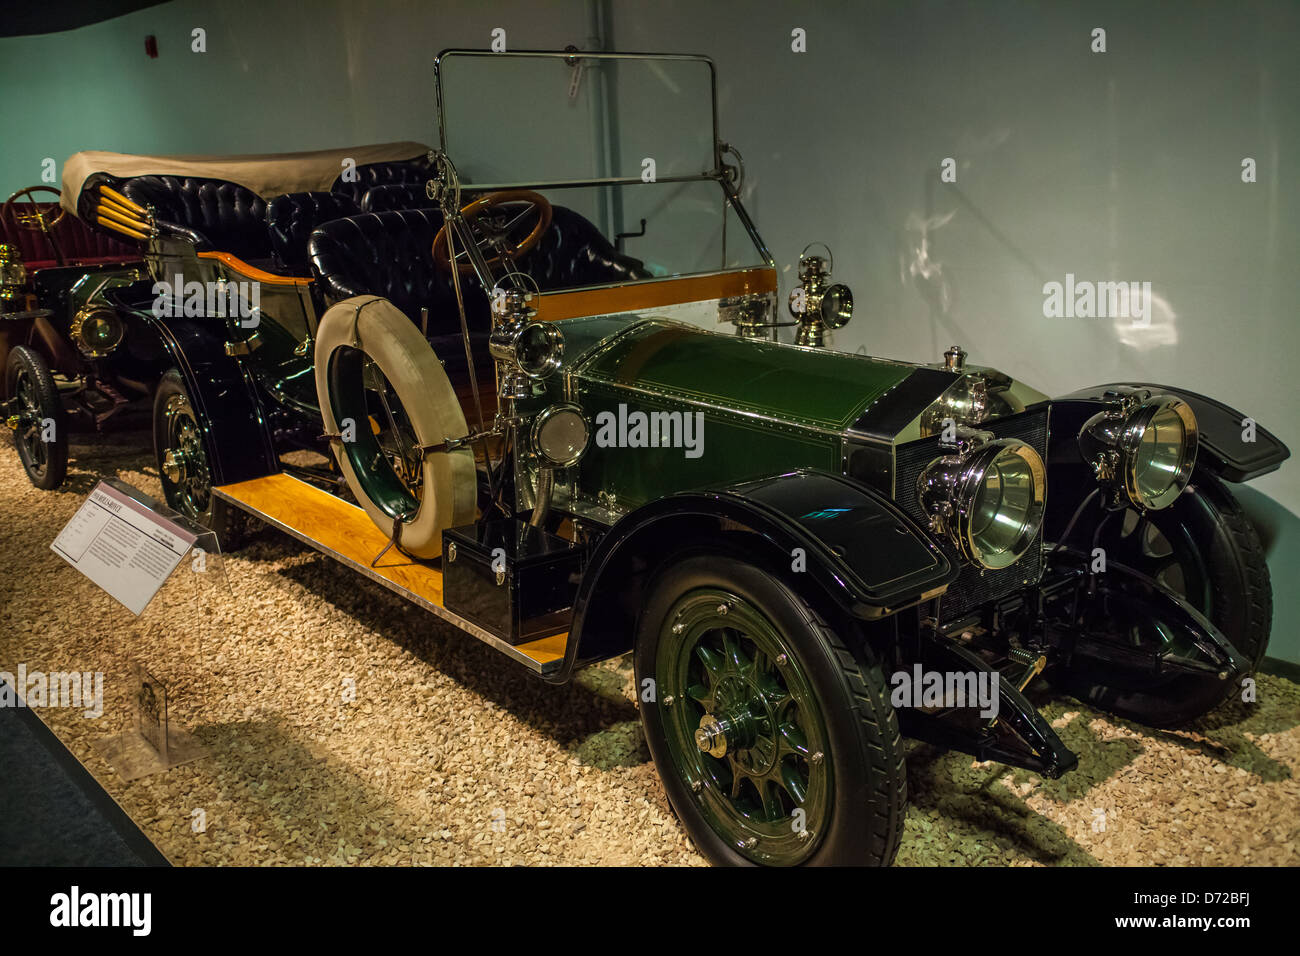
[
  {"left": 634, "top": 554, "right": 907, "bottom": 866},
  {"left": 153, "top": 370, "right": 243, "bottom": 550},
  {"left": 5, "top": 345, "right": 67, "bottom": 489}
]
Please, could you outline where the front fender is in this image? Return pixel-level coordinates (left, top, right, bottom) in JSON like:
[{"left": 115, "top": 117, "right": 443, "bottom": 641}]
[
  {"left": 1061, "top": 382, "right": 1290, "bottom": 482},
  {"left": 553, "top": 468, "right": 956, "bottom": 683}
]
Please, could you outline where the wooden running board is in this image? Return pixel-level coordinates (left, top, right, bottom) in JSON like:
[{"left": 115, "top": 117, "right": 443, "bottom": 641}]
[{"left": 213, "top": 473, "right": 568, "bottom": 676}]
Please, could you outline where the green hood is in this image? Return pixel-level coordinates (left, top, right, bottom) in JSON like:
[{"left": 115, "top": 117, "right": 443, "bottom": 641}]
[{"left": 572, "top": 320, "right": 915, "bottom": 432}]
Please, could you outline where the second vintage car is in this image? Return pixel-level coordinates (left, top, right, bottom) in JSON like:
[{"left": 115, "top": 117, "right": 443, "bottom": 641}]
[{"left": 1, "top": 141, "right": 435, "bottom": 491}]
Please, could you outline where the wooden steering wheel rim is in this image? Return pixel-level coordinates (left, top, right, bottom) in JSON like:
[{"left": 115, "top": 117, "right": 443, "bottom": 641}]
[
  {"left": 4, "top": 185, "right": 67, "bottom": 233},
  {"left": 432, "top": 189, "right": 553, "bottom": 275}
]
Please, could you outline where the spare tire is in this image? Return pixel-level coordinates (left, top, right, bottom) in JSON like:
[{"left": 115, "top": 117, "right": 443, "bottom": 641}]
[{"left": 314, "top": 296, "right": 477, "bottom": 559}]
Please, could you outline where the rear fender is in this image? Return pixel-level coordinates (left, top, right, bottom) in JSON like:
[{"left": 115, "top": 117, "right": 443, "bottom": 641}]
[{"left": 118, "top": 292, "right": 277, "bottom": 485}]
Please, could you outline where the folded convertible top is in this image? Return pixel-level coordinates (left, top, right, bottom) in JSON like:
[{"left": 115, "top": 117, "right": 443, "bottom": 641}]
[{"left": 60, "top": 141, "right": 431, "bottom": 215}]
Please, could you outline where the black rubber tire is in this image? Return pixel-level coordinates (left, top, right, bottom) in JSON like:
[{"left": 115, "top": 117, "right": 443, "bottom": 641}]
[
  {"left": 152, "top": 370, "right": 244, "bottom": 551},
  {"left": 5, "top": 345, "right": 67, "bottom": 490},
  {"left": 1056, "top": 471, "right": 1271, "bottom": 727},
  {"left": 634, "top": 555, "right": 907, "bottom": 866}
]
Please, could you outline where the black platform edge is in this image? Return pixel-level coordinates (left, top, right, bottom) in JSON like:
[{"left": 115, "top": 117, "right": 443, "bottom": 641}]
[
  {"left": 1261, "top": 656, "right": 1300, "bottom": 684},
  {"left": 2, "top": 678, "right": 170, "bottom": 867}
]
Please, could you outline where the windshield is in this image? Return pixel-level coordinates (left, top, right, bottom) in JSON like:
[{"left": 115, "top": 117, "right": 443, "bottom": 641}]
[{"left": 435, "top": 50, "right": 770, "bottom": 286}]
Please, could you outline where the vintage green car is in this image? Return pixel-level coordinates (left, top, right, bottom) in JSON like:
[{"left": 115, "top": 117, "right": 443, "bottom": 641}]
[{"left": 69, "top": 50, "right": 1288, "bottom": 866}]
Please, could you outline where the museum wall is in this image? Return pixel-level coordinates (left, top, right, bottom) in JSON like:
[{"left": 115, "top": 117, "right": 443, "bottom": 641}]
[
  {"left": 609, "top": 0, "right": 1300, "bottom": 662},
  {"left": 0, "top": 0, "right": 592, "bottom": 179},
  {"left": 0, "top": 0, "right": 1296, "bottom": 661}
]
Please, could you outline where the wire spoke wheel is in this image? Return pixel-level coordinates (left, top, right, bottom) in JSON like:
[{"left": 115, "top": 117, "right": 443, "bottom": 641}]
[
  {"left": 13, "top": 367, "right": 48, "bottom": 470},
  {"left": 152, "top": 369, "right": 242, "bottom": 549},
  {"left": 361, "top": 357, "right": 423, "bottom": 503},
  {"left": 5, "top": 345, "right": 67, "bottom": 489},
  {"left": 657, "top": 587, "right": 831, "bottom": 866},
  {"left": 160, "top": 393, "right": 213, "bottom": 520}
]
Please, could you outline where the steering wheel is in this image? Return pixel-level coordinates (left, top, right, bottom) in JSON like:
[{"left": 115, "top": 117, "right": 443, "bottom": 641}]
[
  {"left": 432, "top": 190, "right": 552, "bottom": 275},
  {"left": 4, "top": 186, "right": 67, "bottom": 235}
]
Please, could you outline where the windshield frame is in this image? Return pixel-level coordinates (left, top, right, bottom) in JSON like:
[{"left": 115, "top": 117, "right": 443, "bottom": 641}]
[
  {"left": 432, "top": 48, "right": 774, "bottom": 284},
  {"left": 433, "top": 48, "right": 722, "bottom": 191}
]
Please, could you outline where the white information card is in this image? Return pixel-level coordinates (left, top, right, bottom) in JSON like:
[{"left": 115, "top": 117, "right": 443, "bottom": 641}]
[{"left": 51, "top": 480, "right": 199, "bottom": 615}]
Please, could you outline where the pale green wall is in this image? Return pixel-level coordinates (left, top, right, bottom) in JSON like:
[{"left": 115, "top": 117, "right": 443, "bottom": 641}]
[
  {"left": 609, "top": 0, "right": 1300, "bottom": 664},
  {"left": 1, "top": 0, "right": 1296, "bottom": 661},
  {"left": 0, "top": 0, "right": 593, "bottom": 189}
]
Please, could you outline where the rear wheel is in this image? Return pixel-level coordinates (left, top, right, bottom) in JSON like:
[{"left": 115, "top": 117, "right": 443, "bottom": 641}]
[
  {"left": 634, "top": 554, "right": 906, "bottom": 866},
  {"left": 1055, "top": 471, "right": 1271, "bottom": 727},
  {"left": 153, "top": 369, "right": 243, "bottom": 550},
  {"left": 5, "top": 345, "right": 67, "bottom": 489}
]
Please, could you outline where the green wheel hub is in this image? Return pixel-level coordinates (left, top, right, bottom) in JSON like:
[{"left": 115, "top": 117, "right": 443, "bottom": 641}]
[{"left": 656, "top": 587, "right": 831, "bottom": 865}]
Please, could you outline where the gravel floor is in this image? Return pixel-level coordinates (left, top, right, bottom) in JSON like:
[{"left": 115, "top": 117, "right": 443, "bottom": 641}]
[{"left": 2, "top": 425, "right": 1297, "bottom": 866}]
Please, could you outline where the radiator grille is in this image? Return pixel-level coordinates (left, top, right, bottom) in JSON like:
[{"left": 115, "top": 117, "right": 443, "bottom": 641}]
[{"left": 892, "top": 408, "right": 1050, "bottom": 621}]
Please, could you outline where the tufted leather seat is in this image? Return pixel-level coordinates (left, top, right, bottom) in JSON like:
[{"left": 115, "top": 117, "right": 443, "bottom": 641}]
[
  {"left": 309, "top": 202, "right": 649, "bottom": 317},
  {"left": 360, "top": 182, "right": 437, "bottom": 213},
  {"left": 266, "top": 191, "right": 361, "bottom": 274},
  {"left": 119, "top": 175, "right": 270, "bottom": 261},
  {"left": 329, "top": 160, "right": 431, "bottom": 207},
  {"left": 308, "top": 209, "right": 469, "bottom": 329},
  {"left": 309, "top": 209, "right": 492, "bottom": 401}
]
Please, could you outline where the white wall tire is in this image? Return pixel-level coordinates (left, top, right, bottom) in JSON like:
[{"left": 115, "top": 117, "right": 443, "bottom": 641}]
[{"left": 314, "top": 296, "right": 477, "bottom": 559}]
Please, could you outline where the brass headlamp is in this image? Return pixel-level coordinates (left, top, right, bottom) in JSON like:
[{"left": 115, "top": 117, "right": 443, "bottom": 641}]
[
  {"left": 788, "top": 242, "right": 852, "bottom": 347},
  {"left": 918, "top": 426, "right": 1047, "bottom": 570},
  {"left": 1078, "top": 387, "right": 1197, "bottom": 512},
  {"left": 71, "top": 306, "right": 125, "bottom": 357},
  {"left": 0, "top": 244, "right": 27, "bottom": 305},
  {"left": 488, "top": 282, "right": 563, "bottom": 401}
]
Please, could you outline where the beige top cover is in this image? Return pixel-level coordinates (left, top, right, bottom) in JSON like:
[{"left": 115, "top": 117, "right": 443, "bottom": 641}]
[{"left": 60, "top": 141, "right": 432, "bottom": 214}]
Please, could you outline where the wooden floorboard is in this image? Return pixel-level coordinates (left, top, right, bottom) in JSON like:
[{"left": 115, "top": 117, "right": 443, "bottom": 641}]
[{"left": 214, "top": 473, "right": 567, "bottom": 669}]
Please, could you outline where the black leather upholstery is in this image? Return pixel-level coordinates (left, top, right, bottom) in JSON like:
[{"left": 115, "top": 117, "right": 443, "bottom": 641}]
[
  {"left": 307, "top": 204, "right": 652, "bottom": 333},
  {"left": 329, "top": 160, "right": 431, "bottom": 206},
  {"left": 119, "top": 175, "right": 270, "bottom": 261},
  {"left": 266, "top": 191, "right": 361, "bottom": 274},
  {"left": 360, "top": 183, "right": 437, "bottom": 213},
  {"left": 308, "top": 209, "right": 469, "bottom": 328}
]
